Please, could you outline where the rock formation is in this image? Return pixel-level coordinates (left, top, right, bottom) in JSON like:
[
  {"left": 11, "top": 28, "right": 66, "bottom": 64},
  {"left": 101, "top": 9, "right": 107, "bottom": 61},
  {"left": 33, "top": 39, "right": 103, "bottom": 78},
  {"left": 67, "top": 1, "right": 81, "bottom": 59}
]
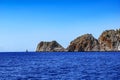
[
  {"left": 67, "top": 34, "right": 100, "bottom": 51},
  {"left": 36, "top": 29, "right": 120, "bottom": 52},
  {"left": 36, "top": 41, "right": 65, "bottom": 52},
  {"left": 98, "top": 29, "right": 120, "bottom": 51}
]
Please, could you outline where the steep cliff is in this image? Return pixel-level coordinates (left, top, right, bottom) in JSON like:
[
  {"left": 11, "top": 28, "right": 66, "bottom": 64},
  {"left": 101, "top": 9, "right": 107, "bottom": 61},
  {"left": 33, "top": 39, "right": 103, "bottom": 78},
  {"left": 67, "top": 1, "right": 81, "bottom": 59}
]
[
  {"left": 36, "top": 41, "right": 65, "bottom": 52},
  {"left": 98, "top": 29, "right": 120, "bottom": 51},
  {"left": 67, "top": 34, "right": 100, "bottom": 51}
]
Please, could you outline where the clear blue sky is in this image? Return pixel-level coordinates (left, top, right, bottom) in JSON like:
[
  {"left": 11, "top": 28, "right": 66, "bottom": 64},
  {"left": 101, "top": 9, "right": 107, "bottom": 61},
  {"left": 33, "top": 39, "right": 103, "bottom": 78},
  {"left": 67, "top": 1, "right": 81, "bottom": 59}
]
[{"left": 0, "top": 0, "right": 120, "bottom": 51}]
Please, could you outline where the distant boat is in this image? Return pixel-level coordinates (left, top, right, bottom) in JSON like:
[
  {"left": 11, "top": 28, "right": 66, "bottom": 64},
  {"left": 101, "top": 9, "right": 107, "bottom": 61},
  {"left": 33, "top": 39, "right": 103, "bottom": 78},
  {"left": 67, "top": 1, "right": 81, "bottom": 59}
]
[
  {"left": 118, "top": 46, "right": 120, "bottom": 51},
  {"left": 26, "top": 49, "right": 28, "bottom": 52}
]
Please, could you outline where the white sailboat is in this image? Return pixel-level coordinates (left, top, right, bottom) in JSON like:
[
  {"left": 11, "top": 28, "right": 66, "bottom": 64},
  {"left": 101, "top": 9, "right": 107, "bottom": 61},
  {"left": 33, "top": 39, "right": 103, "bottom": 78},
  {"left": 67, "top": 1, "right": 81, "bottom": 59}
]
[{"left": 118, "top": 46, "right": 120, "bottom": 51}]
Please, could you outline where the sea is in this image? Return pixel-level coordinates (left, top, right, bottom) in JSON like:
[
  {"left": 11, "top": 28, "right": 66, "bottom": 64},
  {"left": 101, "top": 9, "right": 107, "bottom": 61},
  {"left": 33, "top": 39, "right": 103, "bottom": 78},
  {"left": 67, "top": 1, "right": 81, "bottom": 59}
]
[{"left": 0, "top": 52, "right": 120, "bottom": 80}]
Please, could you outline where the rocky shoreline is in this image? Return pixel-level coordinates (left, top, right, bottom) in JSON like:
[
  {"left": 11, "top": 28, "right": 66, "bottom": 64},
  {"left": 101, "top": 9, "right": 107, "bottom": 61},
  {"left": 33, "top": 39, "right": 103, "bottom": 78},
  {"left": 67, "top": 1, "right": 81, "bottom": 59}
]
[{"left": 36, "top": 29, "right": 120, "bottom": 52}]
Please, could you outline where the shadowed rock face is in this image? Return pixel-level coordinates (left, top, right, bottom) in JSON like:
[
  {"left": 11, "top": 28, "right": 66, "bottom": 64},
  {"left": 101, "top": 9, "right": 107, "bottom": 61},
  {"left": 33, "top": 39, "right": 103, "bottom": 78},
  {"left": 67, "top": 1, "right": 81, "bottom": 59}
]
[
  {"left": 36, "top": 41, "right": 65, "bottom": 52},
  {"left": 67, "top": 34, "right": 100, "bottom": 51},
  {"left": 98, "top": 29, "right": 120, "bottom": 51}
]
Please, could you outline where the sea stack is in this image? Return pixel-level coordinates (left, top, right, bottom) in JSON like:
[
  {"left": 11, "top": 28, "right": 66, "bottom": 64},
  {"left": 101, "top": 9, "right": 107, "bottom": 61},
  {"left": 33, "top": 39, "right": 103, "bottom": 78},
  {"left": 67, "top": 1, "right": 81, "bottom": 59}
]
[
  {"left": 36, "top": 41, "right": 65, "bottom": 52},
  {"left": 98, "top": 29, "right": 120, "bottom": 51},
  {"left": 67, "top": 34, "right": 100, "bottom": 51}
]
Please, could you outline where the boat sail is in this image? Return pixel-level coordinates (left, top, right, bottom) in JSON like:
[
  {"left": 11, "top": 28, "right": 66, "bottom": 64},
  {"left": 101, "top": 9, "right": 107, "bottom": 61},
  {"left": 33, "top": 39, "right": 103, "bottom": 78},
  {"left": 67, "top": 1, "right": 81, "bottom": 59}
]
[{"left": 118, "top": 45, "right": 120, "bottom": 51}]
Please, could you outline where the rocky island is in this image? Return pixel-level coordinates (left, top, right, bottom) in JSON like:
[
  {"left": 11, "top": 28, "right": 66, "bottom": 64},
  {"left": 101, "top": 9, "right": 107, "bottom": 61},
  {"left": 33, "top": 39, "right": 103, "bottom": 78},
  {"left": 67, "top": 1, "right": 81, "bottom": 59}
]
[
  {"left": 36, "top": 29, "right": 120, "bottom": 52},
  {"left": 98, "top": 29, "right": 120, "bottom": 51},
  {"left": 66, "top": 34, "right": 100, "bottom": 51},
  {"left": 36, "top": 41, "right": 65, "bottom": 52}
]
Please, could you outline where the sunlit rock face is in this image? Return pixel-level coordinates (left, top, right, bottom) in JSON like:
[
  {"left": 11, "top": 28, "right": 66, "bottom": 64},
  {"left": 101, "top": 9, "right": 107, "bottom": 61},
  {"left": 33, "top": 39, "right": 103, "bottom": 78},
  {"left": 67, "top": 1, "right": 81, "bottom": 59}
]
[
  {"left": 36, "top": 41, "right": 65, "bottom": 52},
  {"left": 36, "top": 29, "right": 120, "bottom": 52},
  {"left": 67, "top": 34, "right": 100, "bottom": 51},
  {"left": 98, "top": 29, "right": 120, "bottom": 51}
]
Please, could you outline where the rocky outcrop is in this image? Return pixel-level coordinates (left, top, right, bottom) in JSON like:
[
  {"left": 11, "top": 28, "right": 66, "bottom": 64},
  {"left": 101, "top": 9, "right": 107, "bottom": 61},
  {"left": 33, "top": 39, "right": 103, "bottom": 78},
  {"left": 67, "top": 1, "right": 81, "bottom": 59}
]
[
  {"left": 67, "top": 34, "right": 100, "bottom": 51},
  {"left": 36, "top": 41, "right": 65, "bottom": 52},
  {"left": 98, "top": 29, "right": 120, "bottom": 51},
  {"left": 36, "top": 29, "right": 120, "bottom": 52}
]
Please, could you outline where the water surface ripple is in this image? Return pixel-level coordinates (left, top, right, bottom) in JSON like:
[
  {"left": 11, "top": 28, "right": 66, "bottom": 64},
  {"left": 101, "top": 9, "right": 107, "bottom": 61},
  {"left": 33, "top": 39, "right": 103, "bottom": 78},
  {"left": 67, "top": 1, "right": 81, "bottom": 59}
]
[{"left": 0, "top": 52, "right": 120, "bottom": 80}]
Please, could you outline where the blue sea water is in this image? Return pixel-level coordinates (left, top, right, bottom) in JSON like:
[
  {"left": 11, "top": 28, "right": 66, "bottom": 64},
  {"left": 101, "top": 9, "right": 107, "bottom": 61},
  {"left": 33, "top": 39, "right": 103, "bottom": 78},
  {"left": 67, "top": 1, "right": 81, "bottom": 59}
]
[{"left": 0, "top": 52, "right": 120, "bottom": 80}]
